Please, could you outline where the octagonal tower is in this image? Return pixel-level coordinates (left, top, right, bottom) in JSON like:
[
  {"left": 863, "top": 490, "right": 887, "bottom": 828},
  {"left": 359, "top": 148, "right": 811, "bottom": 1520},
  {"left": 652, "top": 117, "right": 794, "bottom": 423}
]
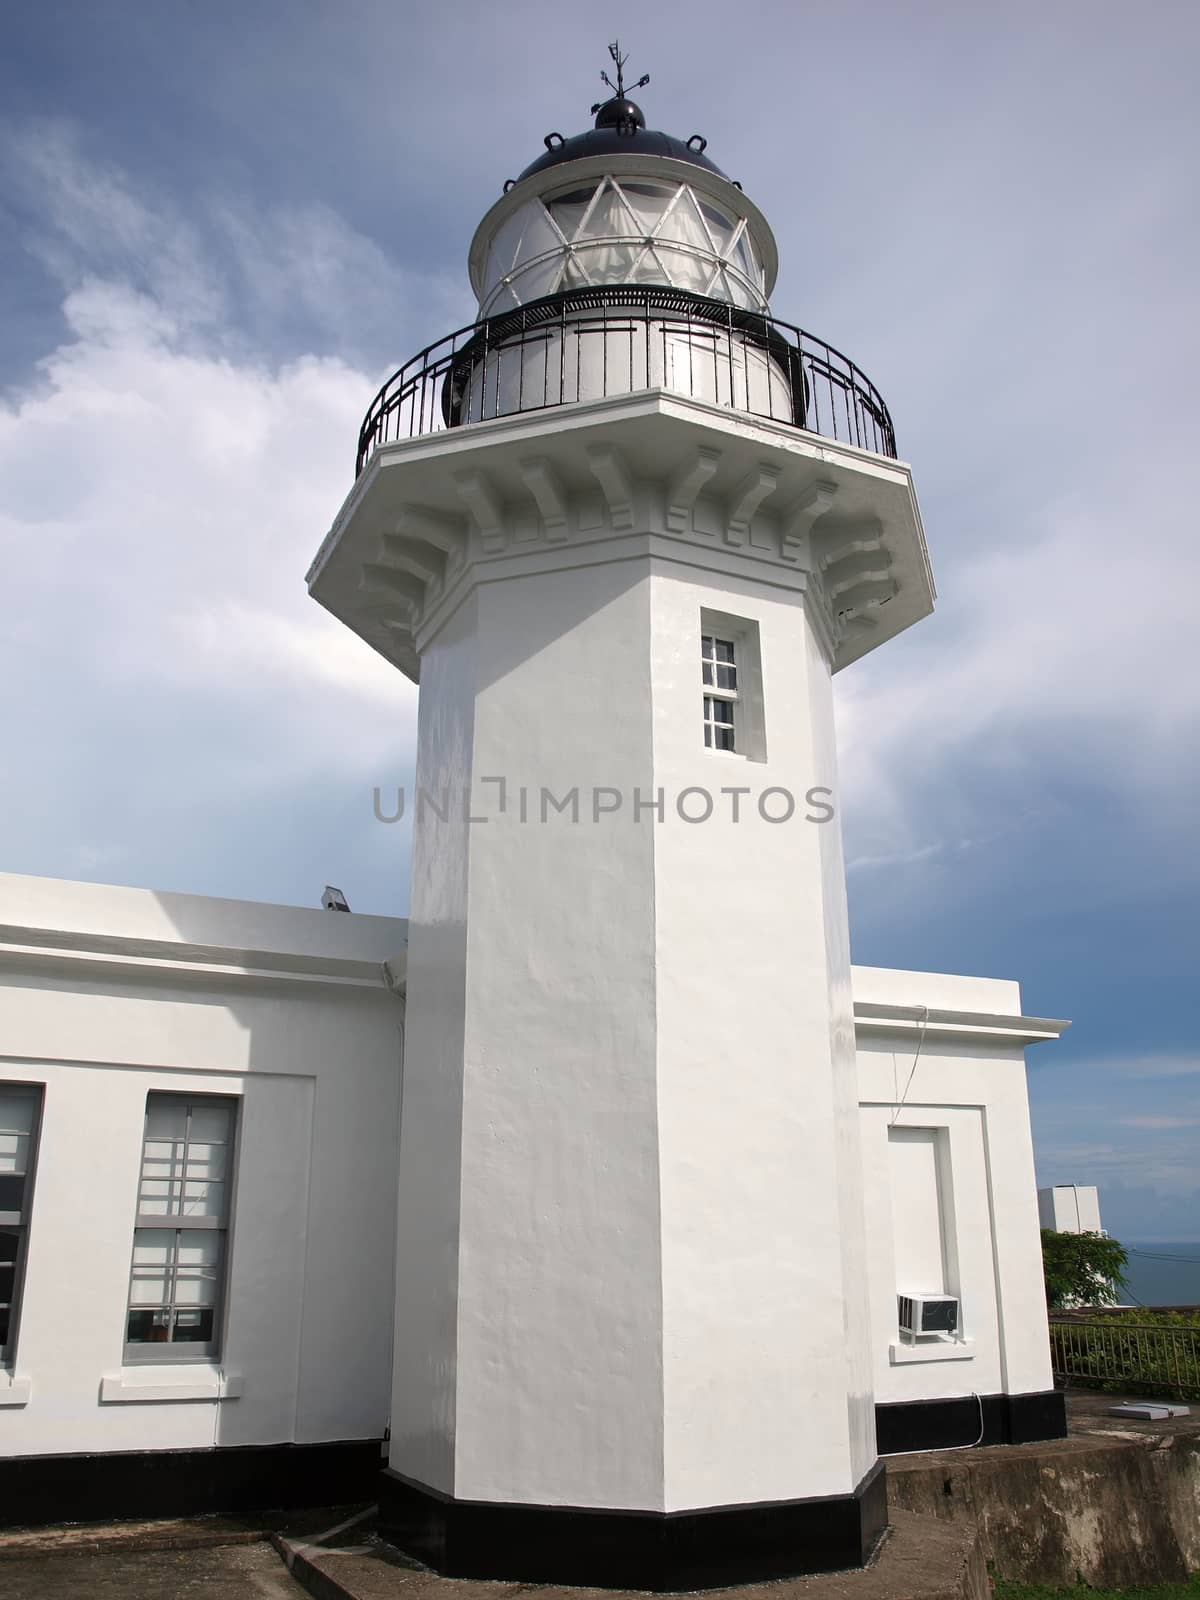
[{"left": 309, "top": 51, "right": 934, "bottom": 1591}]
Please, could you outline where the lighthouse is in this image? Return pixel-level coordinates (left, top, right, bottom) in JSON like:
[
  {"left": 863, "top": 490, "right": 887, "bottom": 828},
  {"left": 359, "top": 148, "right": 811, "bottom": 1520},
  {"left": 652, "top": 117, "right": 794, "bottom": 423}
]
[{"left": 308, "top": 46, "right": 935, "bottom": 1590}]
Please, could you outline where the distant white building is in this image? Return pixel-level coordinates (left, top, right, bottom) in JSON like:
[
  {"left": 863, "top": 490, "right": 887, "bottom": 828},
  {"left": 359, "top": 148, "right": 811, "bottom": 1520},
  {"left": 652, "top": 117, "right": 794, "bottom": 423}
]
[
  {"left": 0, "top": 64, "right": 1072, "bottom": 1589},
  {"left": 1039, "top": 1185, "right": 1104, "bottom": 1234}
]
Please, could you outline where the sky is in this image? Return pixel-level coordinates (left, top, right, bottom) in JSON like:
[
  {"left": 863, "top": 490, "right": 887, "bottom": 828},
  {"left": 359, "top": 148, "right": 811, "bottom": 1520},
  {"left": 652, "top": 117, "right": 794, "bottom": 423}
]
[{"left": 1, "top": 1, "right": 1197, "bottom": 1245}]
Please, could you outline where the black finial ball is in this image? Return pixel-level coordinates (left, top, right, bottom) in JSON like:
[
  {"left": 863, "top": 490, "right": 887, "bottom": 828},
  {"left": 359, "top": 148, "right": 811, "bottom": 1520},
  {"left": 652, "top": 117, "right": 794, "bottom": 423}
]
[{"left": 592, "top": 96, "right": 646, "bottom": 136}]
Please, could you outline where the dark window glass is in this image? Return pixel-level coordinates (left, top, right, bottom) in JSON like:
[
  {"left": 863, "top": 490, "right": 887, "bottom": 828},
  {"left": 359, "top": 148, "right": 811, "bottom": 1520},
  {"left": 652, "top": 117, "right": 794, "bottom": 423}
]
[
  {"left": 172, "top": 1309, "right": 214, "bottom": 1343},
  {"left": 0, "top": 1174, "right": 25, "bottom": 1212},
  {"left": 126, "top": 1309, "right": 167, "bottom": 1343}
]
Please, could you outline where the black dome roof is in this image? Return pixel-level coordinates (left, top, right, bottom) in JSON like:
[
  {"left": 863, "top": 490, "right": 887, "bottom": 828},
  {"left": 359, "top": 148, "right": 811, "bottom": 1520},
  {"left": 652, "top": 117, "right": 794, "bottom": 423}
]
[{"left": 517, "top": 98, "right": 729, "bottom": 185}]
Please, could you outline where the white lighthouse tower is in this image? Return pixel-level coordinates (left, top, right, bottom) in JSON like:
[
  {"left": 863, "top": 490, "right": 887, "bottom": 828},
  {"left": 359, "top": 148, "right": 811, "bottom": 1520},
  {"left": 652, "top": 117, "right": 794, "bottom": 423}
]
[{"left": 309, "top": 47, "right": 934, "bottom": 1590}]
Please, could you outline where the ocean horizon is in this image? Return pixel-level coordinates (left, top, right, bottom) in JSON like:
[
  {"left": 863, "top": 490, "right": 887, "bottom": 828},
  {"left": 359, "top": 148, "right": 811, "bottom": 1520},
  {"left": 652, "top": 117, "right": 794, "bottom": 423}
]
[{"left": 1119, "top": 1241, "right": 1200, "bottom": 1308}]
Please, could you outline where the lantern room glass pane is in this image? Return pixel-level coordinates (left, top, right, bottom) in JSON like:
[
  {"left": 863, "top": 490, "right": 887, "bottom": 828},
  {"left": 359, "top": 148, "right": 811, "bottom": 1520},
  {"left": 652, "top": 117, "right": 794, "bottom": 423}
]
[
  {"left": 511, "top": 252, "right": 567, "bottom": 304},
  {"left": 654, "top": 189, "right": 712, "bottom": 252},
  {"left": 617, "top": 179, "right": 675, "bottom": 234},
  {"left": 545, "top": 185, "right": 597, "bottom": 243},
  {"left": 512, "top": 205, "right": 563, "bottom": 266},
  {"left": 698, "top": 197, "right": 736, "bottom": 252},
  {"left": 577, "top": 180, "right": 640, "bottom": 242}
]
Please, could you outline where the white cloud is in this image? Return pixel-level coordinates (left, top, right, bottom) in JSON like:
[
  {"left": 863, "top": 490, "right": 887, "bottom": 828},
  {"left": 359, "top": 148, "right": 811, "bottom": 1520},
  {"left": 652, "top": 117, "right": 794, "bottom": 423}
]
[
  {"left": 1099, "top": 1056, "right": 1200, "bottom": 1081},
  {"left": 1, "top": 128, "right": 437, "bottom": 889},
  {"left": 835, "top": 473, "right": 1200, "bottom": 875}
]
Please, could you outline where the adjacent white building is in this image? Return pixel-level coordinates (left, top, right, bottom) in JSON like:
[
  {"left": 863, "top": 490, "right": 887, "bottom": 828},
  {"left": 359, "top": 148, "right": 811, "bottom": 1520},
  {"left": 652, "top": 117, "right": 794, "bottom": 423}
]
[
  {"left": 1, "top": 63, "right": 1070, "bottom": 1588},
  {"left": 1038, "top": 1185, "right": 1104, "bottom": 1235}
]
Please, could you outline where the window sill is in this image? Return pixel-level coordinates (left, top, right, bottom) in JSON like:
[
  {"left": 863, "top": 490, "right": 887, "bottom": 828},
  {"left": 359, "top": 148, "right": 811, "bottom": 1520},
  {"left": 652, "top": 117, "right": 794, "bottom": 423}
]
[
  {"left": 889, "top": 1338, "right": 976, "bottom": 1365},
  {"left": 99, "top": 1367, "right": 244, "bottom": 1404},
  {"left": 0, "top": 1371, "right": 32, "bottom": 1407}
]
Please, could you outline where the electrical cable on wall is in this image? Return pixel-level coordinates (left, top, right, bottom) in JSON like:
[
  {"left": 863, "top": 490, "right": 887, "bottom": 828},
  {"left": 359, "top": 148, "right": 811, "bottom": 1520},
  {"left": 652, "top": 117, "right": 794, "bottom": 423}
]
[{"left": 889, "top": 1005, "right": 931, "bottom": 1127}]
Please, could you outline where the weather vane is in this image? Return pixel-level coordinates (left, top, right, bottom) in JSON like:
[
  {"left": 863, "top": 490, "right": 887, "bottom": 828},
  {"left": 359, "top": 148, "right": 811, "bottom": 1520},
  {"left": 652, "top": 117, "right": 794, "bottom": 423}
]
[{"left": 591, "top": 40, "right": 649, "bottom": 114}]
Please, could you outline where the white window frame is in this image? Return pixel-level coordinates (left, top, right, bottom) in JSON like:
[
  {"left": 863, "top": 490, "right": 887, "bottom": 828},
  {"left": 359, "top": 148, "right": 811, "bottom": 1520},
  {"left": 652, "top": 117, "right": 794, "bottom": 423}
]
[
  {"left": 0, "top": 1083, "right": 44, "bottom": 1368},
  {"left": 700, "top": 609, "right": 767, "bottom": 762},
  {"left": 124, "top": 1092, "right": 238, "bottom": 1365}
]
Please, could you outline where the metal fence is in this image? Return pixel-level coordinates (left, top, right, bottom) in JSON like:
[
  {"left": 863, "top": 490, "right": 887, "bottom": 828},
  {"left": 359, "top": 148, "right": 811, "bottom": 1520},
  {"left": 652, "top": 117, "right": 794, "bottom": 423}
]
[
  {"left": 355, "top": 286, "right": 897, "bottom": 476},
  {"left": 1049, "top": 1317, "right": 1200, "bottom": 1400}
]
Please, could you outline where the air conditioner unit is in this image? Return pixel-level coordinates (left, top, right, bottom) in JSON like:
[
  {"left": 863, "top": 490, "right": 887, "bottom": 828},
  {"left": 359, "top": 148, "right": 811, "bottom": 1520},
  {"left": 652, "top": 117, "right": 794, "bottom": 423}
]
[{"left": 898, "top": 1292, "right": 959, "bottom": 1338}]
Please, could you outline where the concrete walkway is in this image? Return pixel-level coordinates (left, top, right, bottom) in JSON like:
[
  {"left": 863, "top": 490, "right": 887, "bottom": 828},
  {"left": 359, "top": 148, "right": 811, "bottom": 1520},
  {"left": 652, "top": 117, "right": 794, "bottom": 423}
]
[{"left": 0, "top": 1539, "right": 309, "bottom": 1600}]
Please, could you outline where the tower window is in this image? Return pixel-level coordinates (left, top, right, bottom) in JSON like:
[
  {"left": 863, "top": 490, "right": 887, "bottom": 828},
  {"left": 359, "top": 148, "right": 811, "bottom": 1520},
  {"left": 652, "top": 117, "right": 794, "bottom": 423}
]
[
  {"left": 125, "top": 1094, "right": 237, "bottom": 1364},
  {"left": 702, "top": 634, "right": 738, "bottom": 750},
  {"left": 699, "top": 612, "right": 767, "bottom": 762},
  {"left": 0, "top": 1084, "right": 43, "bottom": 1366}
]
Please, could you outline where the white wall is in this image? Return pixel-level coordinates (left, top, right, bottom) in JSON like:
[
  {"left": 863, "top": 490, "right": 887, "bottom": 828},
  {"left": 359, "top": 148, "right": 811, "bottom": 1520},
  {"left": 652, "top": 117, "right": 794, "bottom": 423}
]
[
  {"left": 854, "top": 966, "right": 1058, "bottom": 1410},
  {"left": 0, "top": 873, "right": 406, "bottom": 1457},
  {"left": 651, "top": 564, "right": 875, "bottom": 1510}
]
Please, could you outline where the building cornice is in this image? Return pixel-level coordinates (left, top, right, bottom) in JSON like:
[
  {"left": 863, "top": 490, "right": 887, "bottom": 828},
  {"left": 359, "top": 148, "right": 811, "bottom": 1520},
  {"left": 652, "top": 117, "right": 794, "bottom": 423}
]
[
  {"left": 0, "top": 923, "right": 404, "bottom": 995},
  {"left": 853, "top": 1000, "right": 1070, "bottom": 1046}
]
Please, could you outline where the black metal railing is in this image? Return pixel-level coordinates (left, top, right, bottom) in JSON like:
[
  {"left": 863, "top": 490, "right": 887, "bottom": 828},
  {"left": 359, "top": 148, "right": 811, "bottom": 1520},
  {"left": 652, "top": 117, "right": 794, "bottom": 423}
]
[
  {"left": 1050, "top": 1317, "right": 1200, "bottom": 1401},
  {"left": 355, "top": 287, "right": 896, "bottom": 476}
]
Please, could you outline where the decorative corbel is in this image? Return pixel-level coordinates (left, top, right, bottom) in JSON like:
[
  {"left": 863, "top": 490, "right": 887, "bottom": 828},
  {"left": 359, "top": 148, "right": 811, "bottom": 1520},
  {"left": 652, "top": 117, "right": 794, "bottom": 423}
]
[
  {"left": 454, "top": 470, "right": 507, "bottom": 554},
  {"left": 725, "top": 463, "right": 779, "bottom": 545},
  {"left": 665, "top": 446, "right": 721, "bottom": 532},
  {"left": 780, "top": 479, "right": 838, "bottom": 563},
  {"left": 586, "top": 444, "right": 636, "bottom": 530},
  {"left": 518, "top": 457, "right": 569, "bottom": 542}
]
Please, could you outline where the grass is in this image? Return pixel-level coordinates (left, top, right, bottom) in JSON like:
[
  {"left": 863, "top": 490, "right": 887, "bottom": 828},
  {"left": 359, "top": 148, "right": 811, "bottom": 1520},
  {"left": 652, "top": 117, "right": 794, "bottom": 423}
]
[{"left": 994, "top": 1575, "right": 1200, "bottom": 1600}]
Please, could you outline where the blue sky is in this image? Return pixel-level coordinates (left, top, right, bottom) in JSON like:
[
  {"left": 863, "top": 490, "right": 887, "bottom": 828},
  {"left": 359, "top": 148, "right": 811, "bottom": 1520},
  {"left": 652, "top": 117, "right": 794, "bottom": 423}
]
[{"left": 2, "top": 2, "right": 1197, "bottom": 1243}]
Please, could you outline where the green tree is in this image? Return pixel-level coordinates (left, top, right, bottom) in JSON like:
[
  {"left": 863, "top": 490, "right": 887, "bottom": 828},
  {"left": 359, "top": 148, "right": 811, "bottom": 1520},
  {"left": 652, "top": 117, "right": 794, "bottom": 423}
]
[{"left": 1041, "top": 1229, "right": 1129, "bottom": 1309}]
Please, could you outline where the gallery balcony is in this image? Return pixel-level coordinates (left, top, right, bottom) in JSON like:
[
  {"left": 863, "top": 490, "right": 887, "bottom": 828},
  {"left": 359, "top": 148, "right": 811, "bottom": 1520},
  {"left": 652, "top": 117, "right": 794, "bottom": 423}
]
[{"left": 355, "top": 287, "right": 897, "bottom": 477}]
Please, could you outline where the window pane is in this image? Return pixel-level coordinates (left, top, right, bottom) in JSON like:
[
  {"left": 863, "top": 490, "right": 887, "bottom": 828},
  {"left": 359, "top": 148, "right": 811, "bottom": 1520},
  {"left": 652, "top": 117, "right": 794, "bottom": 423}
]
[
  {"left": 184, "top": 1140, "right": 228, "bottom": 1179},
  {"left": 171, "top": 1308, "right": 214, "bottom": 1344},
  {"left": 145, "top": 1100, "right": 188, "bottom": 1141},
  {"left": 176, "top": 1231, "right": 221, "bottom": 1270},
  {"left": 129, "top": 1270, "right": 171, "bottom": 1305},
  {"left": 698, "top": 198, "right": 735, "bottom": 252},
  {"left": 126, "top": 1308, "right": 170, "bottom": 1343},
  {"left": 188, "top": 1105, "right": 232, "bottom": 1144},
  {"left": 0, "top": 1090, "right": 35, "bottom": 1177},
  {"left": 716, "top": 639, "right": 736, "bottom": 663},
  {"left": 704, "top": 725, "right": 714, "bottom": 747},
  {"left": 702, "top": 661, "right": 714, "bottom": 686},
  {"left": 716, "top": 724, "right": 735, "bottom": 751},
  {"left": 174, "top": 1233, "right": 221, "bottom": 1305},
  {"left": 616, "top": 179, "right": 674, "bottom": 234},
  {"left": 0, "top": 1174, "right": 25, "bottom": 1212},
  {"left": 181, "top": 1179, "right": 224, "bottom": 1217},
  {"left": 137, "top": 1179, "right": 175, "bottom": 1215},
  {"left": 545, "top": 184, "right": 597, "bottom": 243},
  {"left": 130, "top": 1228, "right": 174, "bottom": 1305},
  {"left": 716, "top": 662, "right": 737, "bottom": 691},
  {"left": 701, "top": 635, "right": 715, "bottom": 659},
  {"left": 0, "top": 1305, "right": 8, "bottom": 1349}
]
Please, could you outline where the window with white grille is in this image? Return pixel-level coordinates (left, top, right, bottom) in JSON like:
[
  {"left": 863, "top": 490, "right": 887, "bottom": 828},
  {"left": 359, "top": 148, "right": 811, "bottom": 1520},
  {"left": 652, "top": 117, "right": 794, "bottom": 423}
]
[
  {"left": 702, "top": 634, "right": 739, "bottom": 751},
  {"left": 125, "top": 1094, "right": 236, "bottom": 1363},
  {"left": 700, "top": 612, "right": 766, "bottom": 761}
]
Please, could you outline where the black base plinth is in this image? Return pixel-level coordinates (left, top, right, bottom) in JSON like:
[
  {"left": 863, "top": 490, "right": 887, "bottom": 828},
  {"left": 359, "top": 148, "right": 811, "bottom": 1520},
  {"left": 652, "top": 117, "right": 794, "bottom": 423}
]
[
  {"left": 377, "top": 1459, "right": 888, "bottom": 1591},
  {"left": 0, "top": 1439, "right": 383, "bottom": 1529},
  {"left": 875, "top": 1389, "right": 1068, "bottom": 1455}
]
